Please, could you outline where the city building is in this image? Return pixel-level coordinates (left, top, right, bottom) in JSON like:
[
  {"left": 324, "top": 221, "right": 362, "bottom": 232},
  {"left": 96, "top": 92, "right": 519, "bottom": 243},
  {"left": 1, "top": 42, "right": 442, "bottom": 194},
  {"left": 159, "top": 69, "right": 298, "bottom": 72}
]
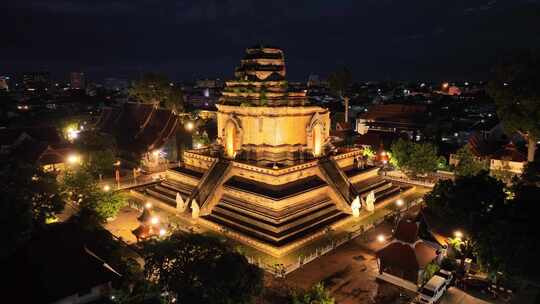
[
  {"left": 70, "top": 72, "right": 85, "bottom": 90},
  {"left": 104, "top": 78, "right": 129, "bottom": 92},
  {"left": 95, "top": 102, "right": 182, "bottom": 170},
  {"left": 356, "top": 104, "right": 428, "bottom": 140},
  {"left": 130, "top": 46, "right": 411, "bottom": 257},
  {"left": 449, "top": 135, "right": 527, "bottom": 176},
  {"left": 0, "top": 126, "right": 74, "bottom": 171},
  {"left": 23, "top": 71, "right": 50, "bottom": 94}
]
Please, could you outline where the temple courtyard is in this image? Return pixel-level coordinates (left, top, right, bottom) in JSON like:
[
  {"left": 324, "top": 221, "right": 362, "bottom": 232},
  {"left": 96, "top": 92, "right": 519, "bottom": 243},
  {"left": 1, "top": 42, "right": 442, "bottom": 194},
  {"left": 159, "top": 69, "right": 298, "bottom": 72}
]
[{"left": 102, "top": 185, "right": 503, "bottom": 304}]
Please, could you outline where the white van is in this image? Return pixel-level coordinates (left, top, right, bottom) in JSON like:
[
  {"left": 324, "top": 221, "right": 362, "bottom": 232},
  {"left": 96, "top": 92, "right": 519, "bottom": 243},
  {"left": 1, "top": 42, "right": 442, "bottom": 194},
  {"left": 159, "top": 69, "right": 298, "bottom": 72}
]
[{"left": 416, "top": 275, "right": 447, "bottom": 304}]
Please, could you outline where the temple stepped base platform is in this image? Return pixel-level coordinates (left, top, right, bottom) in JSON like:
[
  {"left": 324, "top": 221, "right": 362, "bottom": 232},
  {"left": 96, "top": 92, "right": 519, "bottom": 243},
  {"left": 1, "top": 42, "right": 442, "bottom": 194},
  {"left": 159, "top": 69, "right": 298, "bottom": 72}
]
[
  {"left": 203, "top": 198, "right": 347, "bottom": 247},
  {"left": 201, "top": 173, "right": 349, "bottom": 247},
  {"left": 128, "top": 152, "right": 410, "bottom": 258}
]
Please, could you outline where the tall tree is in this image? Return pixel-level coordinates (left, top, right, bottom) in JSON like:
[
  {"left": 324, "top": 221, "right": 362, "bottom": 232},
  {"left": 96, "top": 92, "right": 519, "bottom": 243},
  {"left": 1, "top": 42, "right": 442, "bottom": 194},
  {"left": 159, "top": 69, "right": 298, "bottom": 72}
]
[
  {"left": 488, "top": 50, "right": 540, "bottom": 162},
  {"left": 0, "top": 162, "right": 64, "bottom": 258},
  {"left": 425, "top": 172, "right": 506, "bottom": 234},
  {"left": 328, "top": 67, "right": 352, "bottom": 123},
  {"left": 60, "top": 168, "right": 126, "bottom": 222},
  {"left": 390, "top": 139, "right": 440, "bottom": 176},
  {"left": 452, "top": 144, "right": 489, "bottom": 177},
  {"left": 143, "top": 233, "right": 263, "bottom": 304},
  {"left": 423, "top": 173, "right": 523, "bottom": 276},
  {"left": 129, "top": 73, "right": 184, "bottom": 112}
]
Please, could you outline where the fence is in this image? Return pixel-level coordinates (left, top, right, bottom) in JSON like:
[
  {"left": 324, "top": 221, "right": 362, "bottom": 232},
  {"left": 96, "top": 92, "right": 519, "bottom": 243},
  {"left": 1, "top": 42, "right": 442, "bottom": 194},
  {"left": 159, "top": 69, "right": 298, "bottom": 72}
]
[{"left": 382, "top": 175, "right": 436, "bottom": 188}]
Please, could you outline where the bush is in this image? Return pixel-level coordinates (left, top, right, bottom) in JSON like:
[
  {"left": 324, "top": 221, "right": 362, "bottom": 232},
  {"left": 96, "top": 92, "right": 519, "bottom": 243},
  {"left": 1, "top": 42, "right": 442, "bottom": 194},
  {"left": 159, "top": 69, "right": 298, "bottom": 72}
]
[{"left": 290, "top": 283, "right": 335, "bottom": 304}]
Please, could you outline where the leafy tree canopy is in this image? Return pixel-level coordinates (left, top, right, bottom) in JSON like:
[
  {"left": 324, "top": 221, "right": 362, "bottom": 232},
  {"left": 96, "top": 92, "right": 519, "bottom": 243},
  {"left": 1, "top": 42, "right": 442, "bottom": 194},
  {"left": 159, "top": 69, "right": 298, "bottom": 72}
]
[
  {"left": 328, "top": 67, "right": 352, "bottom": 98},
  {"left": 0, "top": 162, "right": 64, "bottom": 259},
  {"left": 390, "top": 139, "right": 440, "bottom": 176},
  {"left": 76, "top": 130, "right": 117, "bottom": 152},
  {"left": 424, "top": 172, "right": 540, "bottom": 280},
  {"left": 60, "top": 168, "right": 126, "bottom": 222},
  {"left": 86, "top": 150, "right": 116, "bottom": 177},
  {"left": 142, "top": 233, "right": 263, "bottom": 304},
  {"left": 474, "top": 184, "right": 540, "bottom": 280},
  {"left": 453, "top": 144, "right": 489, "bottom": 177},
  {"left": 129, "top": 73, "right": 184, "bottom": 112},
  {"left": 487, "top": 50, "right": 540, "bottom": 162},
  {"left": 362, "top": 146, "right": 376, "bottom": 159},
  {"left": 425, "top": 172, "right": 506, "bottom": 234}
]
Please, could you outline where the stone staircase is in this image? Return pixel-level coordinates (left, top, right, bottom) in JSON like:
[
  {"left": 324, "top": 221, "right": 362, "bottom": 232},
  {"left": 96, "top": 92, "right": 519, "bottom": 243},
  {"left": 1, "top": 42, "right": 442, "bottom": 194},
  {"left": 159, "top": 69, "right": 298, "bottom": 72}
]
[
  {"left": 354, "top": 177, "right": 404, "bottom": 206},
  {"left": 133, "top": 179, "right": 194, "bottom": 208},
  {"left": 187, "top": 158, "right": 231, "bottom": 208},
  {"left": 318, "top": 157, "right": 359, "bottom": 204}
]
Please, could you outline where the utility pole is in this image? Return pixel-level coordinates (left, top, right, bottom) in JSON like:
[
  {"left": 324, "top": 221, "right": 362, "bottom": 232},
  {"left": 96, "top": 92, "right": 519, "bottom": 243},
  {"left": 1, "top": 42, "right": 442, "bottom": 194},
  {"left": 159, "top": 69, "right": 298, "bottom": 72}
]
[{"left": 344, "top": 96, "right": 349, "bottom": 123}]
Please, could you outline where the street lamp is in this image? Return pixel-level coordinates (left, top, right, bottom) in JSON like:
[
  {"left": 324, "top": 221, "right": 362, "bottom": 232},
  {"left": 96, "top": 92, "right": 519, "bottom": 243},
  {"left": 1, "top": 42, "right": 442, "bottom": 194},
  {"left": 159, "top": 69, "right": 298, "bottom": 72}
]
[
  {"left": 185, "top": 121, "right": 194, "bottom": 131},
  {"left": 454, "top": 230, "right": 463, "bottom": 240},
  {"left": 103, "top": 185, "right": 111, "bottom": 192},
  {"left": 377, "top": 234, "right": 386, "bottom": 243},
  {"left": 396, "top": 199, "right": 404, "bottom": 208},
  {"left": 66, "top": 154, "right": 80, "bottom": 165},
  {"left": 114, "top": 160, "right": 121, "bottom": 188},
  {"left": 159, "top": 228, "right": 167, "bottom": 237}
]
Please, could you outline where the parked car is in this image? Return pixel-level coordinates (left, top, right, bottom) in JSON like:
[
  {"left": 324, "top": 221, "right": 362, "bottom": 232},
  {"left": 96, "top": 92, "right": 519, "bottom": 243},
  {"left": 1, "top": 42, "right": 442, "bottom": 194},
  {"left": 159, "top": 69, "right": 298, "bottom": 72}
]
[
  {"left": 415, "top": 275, "right": 447, "bottom": 304},
  {"left": 461, "top": 276, "right": 490, "bottom": 292},
  {"left": 435, "top": 269, "right": 454, "bottom": 287}
]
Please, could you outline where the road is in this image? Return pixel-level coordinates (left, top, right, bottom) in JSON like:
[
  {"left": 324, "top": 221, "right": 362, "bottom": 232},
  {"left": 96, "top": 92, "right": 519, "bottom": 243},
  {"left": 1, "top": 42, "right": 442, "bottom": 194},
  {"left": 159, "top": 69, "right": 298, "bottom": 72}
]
[{"left": 440, "top": 287, "right": 492, "bottom": 304}]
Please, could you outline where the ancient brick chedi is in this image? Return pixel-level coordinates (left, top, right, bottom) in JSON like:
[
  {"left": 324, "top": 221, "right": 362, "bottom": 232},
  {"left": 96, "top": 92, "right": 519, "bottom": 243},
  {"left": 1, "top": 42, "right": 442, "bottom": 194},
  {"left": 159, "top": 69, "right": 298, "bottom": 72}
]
[
  {"left": 132, "top": 46, "right": 408, "bottom": 257},
  {"left": 218, "top": 46, "right": 329, "bottom": 162}
]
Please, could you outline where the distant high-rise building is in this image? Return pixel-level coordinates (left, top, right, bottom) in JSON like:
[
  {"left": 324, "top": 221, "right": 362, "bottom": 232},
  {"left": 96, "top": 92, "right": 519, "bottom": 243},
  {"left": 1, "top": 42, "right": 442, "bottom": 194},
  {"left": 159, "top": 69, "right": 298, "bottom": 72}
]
[
  {"left": 307, "top": 74, "right": 320, "bottom": 87},
  {"left": 104, "top": 78, "right": 129, "bottom": 92},
  {"left": 70, "top": 72, "right": 85, "bottom": 90},
  {"left": 195, "top": 79, "right": 223, "bottom": 89},
  {"left": 23, "top": 72, "right": 50, "bottom": 93},
  {"left": 0, "top": 76, "right": 9, "bottom": 91}
]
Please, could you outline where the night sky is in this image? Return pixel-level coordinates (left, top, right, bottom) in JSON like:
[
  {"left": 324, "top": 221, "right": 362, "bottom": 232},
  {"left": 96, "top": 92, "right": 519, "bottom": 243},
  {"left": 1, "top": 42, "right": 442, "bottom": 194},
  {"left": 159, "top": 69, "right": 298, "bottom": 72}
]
[{"left": 3, "top": 0, "right": 540, "bottom": 81}]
